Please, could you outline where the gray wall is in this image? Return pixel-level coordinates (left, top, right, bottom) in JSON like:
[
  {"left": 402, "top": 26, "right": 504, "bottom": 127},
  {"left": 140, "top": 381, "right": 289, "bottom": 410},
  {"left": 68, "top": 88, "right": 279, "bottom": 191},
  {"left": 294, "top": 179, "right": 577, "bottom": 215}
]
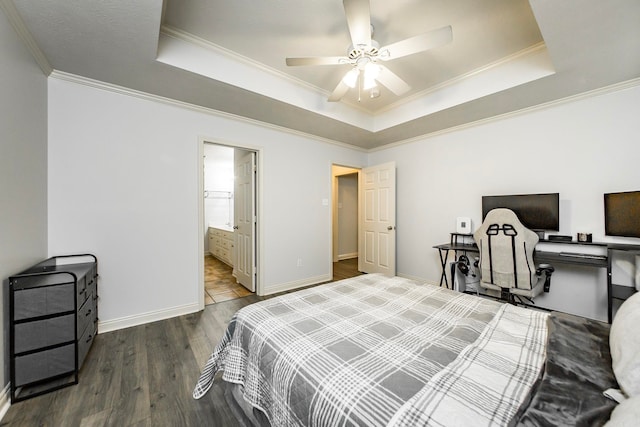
[{"left": 0, "top": 11, "right": 48, "bottom": 393}]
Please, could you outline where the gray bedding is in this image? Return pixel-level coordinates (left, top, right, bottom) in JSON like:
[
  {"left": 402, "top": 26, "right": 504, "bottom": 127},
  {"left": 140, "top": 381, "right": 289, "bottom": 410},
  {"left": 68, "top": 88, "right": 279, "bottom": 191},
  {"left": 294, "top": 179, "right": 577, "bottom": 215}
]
[
  {"left": 514, "top": 312, "right": 616, "bottom": 427},
  {"left": 194, "top": 274, "right": 552, "bottom": 426}
]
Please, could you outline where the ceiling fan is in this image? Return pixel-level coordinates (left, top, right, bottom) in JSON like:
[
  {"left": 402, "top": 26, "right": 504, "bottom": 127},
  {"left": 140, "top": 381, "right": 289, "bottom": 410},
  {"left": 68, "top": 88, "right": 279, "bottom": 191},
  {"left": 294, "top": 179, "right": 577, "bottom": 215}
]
[{"left": 285, "top": 0, "right": 452, "bottom": 102}]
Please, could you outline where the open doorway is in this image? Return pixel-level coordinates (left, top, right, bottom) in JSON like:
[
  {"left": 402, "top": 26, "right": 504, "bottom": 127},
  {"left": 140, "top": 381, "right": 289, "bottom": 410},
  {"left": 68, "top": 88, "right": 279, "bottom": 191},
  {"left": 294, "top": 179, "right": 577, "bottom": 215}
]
[
  {"left": 200, "top": 142, "right": 259, "bottom": 307},
  {"left": 332, "top": 165, "right": 362, "bottom": 281}
]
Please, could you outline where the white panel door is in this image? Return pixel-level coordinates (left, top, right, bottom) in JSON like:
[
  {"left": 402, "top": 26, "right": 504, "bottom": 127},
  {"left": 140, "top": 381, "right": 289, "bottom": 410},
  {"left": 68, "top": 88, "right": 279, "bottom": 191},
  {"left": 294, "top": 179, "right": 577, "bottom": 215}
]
[
  {"left": 358, "top": 162, "right": 396, "bottom": 276},
  {"left": 234, "top": 150, "right": 256, "bottom": 291}
]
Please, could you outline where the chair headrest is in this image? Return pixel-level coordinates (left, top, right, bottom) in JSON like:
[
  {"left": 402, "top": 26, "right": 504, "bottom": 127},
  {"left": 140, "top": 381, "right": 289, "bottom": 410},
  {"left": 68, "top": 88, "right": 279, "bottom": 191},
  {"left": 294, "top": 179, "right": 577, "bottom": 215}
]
[{"left": 474, "top": 208, "right": 539, "bottom": 244}]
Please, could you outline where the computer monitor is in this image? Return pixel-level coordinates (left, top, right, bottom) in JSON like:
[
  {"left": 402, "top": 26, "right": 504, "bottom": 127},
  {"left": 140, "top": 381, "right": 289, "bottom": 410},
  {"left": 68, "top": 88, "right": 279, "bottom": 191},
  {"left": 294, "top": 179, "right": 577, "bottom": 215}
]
[
  {"left": 604, "top": 191, "right": 640, "bottom": 238},
  {"left": 482, "top": 193, "right": 560, "bottom": 231}
]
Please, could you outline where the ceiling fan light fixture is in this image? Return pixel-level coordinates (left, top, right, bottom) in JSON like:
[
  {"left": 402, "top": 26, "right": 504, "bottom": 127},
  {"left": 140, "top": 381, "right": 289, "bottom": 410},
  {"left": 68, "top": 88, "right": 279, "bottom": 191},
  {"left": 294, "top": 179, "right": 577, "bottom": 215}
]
[
  {"left": 364, "top": 62, "right": 381, "bottom": 79},
  {"left": 342, "top": 68, "right": 359, "bottom": 88},
  {"left": 363, "top": 74, "right": 377, "bottom": 90},
  {"left": 362, "top": 62, "right": 380, "bottom": 89}
]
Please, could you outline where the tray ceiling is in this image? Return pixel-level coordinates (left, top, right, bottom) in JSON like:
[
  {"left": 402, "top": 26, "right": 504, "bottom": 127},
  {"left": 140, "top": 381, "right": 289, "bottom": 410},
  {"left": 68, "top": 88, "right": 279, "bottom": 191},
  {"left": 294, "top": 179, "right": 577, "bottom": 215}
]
[{"left": 9, "top": 0, "right": 640, "bottom": 149}]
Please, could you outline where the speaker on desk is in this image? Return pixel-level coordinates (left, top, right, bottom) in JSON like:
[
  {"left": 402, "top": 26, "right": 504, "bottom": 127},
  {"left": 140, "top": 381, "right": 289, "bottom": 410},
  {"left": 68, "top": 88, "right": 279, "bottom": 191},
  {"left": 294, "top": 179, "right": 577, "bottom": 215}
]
[{"left": 456, "top": 217, "right": 472, "bottom": 234}]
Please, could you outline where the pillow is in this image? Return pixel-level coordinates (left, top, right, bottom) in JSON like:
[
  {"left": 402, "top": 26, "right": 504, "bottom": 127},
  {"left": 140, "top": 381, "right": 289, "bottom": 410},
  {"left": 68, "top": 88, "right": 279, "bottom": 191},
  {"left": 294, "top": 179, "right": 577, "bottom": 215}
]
[
  {"left": 604, "top": 396, "right": 640, "bottom": 426},
  {"left": 610, "top": 291, "right": 640, "bottom": 397}
]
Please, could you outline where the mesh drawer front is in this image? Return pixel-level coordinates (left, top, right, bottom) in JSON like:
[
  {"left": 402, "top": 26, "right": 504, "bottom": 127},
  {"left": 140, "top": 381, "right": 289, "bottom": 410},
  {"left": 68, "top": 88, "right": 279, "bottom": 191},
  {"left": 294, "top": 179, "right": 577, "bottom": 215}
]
[
  {"left": 78, "top": 324, "right": 95, "bottom": 368},
  {"left": 13, "top": 284, "right": 75, "bottom": 321},
  {"left": 14, "top": 314, "right": 75, "bottom": 354},
  {"left": 14, "top": 344, "right": 75, "bottom": 387},
  {"left": 77, "top": 297, "right": 93, "bottom": 336}
]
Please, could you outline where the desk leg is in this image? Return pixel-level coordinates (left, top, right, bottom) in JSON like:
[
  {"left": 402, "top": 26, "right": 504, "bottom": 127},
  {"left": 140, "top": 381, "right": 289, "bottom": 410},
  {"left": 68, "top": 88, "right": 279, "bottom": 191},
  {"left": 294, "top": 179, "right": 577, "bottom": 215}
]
[
  {"left": 607, "top": 272, "right": 613, "bottom": 324},
  {"left": 607, "top": 253, "right": 613, "bottom": 324},
  {"left": 438, "top": 249, "right": 450, "bottom": 288}
]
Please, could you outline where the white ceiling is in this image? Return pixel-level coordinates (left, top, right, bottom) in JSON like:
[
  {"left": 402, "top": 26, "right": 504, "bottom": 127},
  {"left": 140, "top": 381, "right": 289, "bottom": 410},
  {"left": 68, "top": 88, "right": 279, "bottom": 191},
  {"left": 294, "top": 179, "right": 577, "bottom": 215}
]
[{"left": 10, "top": 0, "right": 640, "bottom": 150}]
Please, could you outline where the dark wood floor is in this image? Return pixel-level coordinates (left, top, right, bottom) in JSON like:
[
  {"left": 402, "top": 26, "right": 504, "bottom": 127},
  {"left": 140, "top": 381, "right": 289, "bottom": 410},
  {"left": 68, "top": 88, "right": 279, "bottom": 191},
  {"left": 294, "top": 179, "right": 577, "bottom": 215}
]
[
  {"left": 1, "top": 259, "right": 362, "bottom": 426},
  {"left": 332, "top": 257, "right": 362, "bottom": 281}
]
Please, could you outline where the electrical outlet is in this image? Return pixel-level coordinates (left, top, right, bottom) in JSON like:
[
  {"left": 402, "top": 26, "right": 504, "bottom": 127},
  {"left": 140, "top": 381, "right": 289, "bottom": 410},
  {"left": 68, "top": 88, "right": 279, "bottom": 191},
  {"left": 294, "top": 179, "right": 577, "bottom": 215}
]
[{"left": 297, "top": 258, "right": 303, "bottom": 267}]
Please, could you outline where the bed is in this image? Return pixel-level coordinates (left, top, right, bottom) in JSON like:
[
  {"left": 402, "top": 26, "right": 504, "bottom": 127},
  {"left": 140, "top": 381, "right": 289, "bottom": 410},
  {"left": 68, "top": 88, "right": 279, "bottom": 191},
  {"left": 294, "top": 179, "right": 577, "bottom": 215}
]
[{"left": 193, "top": 274, "right": 640, "bottom": 426}]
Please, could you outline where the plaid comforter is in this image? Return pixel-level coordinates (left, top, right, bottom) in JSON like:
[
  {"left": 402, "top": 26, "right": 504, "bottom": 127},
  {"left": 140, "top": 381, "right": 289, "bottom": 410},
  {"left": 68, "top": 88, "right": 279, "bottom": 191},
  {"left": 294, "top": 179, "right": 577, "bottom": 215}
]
[{"left": 193, "top": 274, "right": 548, "bottom": 427}]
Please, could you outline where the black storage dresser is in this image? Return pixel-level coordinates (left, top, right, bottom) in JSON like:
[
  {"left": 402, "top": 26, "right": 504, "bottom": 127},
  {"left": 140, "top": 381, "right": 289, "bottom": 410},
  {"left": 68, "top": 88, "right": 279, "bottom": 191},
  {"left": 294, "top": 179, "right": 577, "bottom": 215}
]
[{"left": 8, "top": 254, "right": 98, "bottom": 402}]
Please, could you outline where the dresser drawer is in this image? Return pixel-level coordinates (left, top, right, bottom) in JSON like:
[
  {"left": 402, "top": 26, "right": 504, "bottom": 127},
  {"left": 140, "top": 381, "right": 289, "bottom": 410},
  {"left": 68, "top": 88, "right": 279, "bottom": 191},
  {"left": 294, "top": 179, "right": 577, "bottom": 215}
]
[
  {"left": 14, "top": 314, "right": 76, "bottom": 354},
  {"left": 86, "top": 274, "right": 97, "bottom": 295},
  {"left": 77, "top": 297, "right": 95, "bottom": 337},
  {"left": 14, "top": 343, "right": 75, "bottom": 387},
  {"left": 13, "top": 284, "right": 75, "bottom": 321},
  {"left": 78, "top": 322, "right": 96, "bottom": 367}
]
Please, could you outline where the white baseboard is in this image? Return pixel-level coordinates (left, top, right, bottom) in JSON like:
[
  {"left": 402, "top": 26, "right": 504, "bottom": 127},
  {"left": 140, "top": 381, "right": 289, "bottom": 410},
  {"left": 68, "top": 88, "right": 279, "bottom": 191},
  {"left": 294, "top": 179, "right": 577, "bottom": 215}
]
[
  {"left": 94, "top": 270, "right": 349, "bottom": 333},
  {"left": 98, "top": 302, "right": 201, "bottom": 334},
  {"left": 0, "top": 383, "right": 11, "bottom": 422},
  {"left": 337, "top": 253, "right": 358, "bottom": 261},
  {"left": 261, "top": 273, "right": 332, "bottom": 296}
]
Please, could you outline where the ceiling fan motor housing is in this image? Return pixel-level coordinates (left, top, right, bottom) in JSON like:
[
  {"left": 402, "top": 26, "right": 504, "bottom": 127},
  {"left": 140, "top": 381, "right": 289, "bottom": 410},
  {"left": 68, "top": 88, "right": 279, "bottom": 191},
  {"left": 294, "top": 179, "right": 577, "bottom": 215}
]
[{"left": 348, "top": 40, "right": 380, "bottom": 60}]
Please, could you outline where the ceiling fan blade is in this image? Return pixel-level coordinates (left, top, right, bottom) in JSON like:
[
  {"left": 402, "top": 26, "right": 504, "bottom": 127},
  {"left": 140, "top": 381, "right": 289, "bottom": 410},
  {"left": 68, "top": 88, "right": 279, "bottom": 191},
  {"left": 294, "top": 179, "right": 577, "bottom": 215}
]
[
  {"left": 379, "top": 25, "right": 452, "bottom": 61},
  {"left": 286, "top": 57, "right": 347, "bottom": 66},
  {"left": 343, "top": 0, "right": 371, "bottom": 47},
  {"left": 375, "top": 65, "right": 411, "bottom": 96},
  {"left": 328, "top": 80, "right": 351, "bottom": 102}
]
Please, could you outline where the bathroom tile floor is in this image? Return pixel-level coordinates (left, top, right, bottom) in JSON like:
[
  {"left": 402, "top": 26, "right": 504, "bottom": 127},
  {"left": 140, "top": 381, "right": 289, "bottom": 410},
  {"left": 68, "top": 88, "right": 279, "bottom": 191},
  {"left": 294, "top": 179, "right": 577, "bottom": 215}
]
[
  {"left": 204, "top": 255, "right": 363, "bottom": 306},
  {"left": 204, "top": 255, "right": 253, "bottom": 305}
]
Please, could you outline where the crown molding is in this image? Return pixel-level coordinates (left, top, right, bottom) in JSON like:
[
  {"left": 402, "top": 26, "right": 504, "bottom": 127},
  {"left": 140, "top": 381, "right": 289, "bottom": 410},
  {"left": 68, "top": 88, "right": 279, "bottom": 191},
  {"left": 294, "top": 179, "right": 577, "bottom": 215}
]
[
  {"left": 161, "top": 24, "right": 319, "bottom": 93},
  {"left": 48, "top": 70, "right": 367, "bottom": 153},
  {"left": 370, "top": 77, "right": 640, "bottom": 153},
  {"left": 48, "top": 71, "right": 640, "bottom": 155},
  {"left": 0, "top": 0, "right": 52, "bottom": 75},
  {"left": 375, "top": 42, "right": 549, "bottom": 116}
]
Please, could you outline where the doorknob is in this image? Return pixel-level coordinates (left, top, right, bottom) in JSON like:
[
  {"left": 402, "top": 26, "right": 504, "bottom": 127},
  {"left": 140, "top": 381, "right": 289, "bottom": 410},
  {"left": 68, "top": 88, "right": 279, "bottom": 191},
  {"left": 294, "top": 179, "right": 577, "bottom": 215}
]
[{"left": 387, "top": 226, "right": 395, "bottom": 231}]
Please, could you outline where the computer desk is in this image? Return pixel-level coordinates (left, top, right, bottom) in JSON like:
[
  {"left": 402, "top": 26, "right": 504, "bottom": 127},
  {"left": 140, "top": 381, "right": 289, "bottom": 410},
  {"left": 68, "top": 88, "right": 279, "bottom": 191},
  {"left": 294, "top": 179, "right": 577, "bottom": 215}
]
[{"left": 433, "top": 239, "right": 638, "bottom": 323}]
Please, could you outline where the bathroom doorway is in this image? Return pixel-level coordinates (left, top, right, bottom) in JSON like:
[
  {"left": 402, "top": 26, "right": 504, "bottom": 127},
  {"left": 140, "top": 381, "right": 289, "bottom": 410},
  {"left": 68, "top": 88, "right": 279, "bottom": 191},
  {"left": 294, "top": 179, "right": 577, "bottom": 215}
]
[{"left": 199, "top": 141, "right": 260, "bottom": 307}]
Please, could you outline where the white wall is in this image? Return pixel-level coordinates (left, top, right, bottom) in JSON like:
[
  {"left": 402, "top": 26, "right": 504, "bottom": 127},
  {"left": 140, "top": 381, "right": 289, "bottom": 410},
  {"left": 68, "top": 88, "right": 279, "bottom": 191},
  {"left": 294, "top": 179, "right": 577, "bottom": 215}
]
[
  {"left": 0, "top": 10, "right": 48, "bottom": 400},
  {"left": 368, "top": 84, "right": 640, "bottom": 321},
  {"left": 47, "top": 77, "right": 367, "bottom": 330}
]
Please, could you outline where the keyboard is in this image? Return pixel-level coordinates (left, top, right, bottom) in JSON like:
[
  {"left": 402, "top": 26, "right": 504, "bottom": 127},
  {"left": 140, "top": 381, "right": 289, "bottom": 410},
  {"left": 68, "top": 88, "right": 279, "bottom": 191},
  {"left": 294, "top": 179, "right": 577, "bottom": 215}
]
[{"left": 558, "top": 252, "right": 606, "bottom": 259}]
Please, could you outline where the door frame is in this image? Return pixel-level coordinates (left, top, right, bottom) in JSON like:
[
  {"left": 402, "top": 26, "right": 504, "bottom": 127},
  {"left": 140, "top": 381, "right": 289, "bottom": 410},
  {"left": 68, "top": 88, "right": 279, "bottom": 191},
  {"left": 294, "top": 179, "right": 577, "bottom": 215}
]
[{"left": 198, "top": 137, "right": 263, "bottom": 310}]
